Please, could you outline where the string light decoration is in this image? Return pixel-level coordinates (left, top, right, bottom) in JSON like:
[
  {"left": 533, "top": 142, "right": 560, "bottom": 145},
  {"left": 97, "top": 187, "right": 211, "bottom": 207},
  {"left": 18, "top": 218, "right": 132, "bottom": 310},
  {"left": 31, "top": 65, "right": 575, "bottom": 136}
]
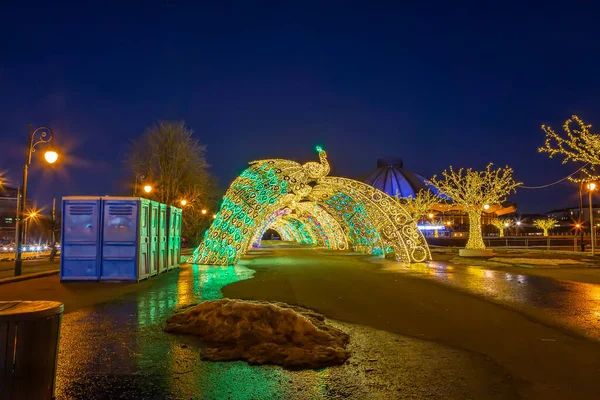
[
  {"left": 191, "top": 147, "right": 430, "bottom": 265},
  {"left": 540, "top": 115, "right": 600, "bottom": 166},
  {"left": 295, "top": 202, "right": 348, "bottom": 250},
  {"left": 490, "top": 218, "right": 513, "bottom": 237},
  {"left": 533, "top": 218, "right": 558, "bottom": 236},
  {"left": 430, "top": 164, "right": 521, "bottom": 250},
  {"left": 425, "top": 219, "right": 443, "bottom": 238},
  {"left": 397, "top": 189, "right": 440, "bottom": 226},
  {"left": 249, "top": 208, "right": 292, "bottom": 248}
]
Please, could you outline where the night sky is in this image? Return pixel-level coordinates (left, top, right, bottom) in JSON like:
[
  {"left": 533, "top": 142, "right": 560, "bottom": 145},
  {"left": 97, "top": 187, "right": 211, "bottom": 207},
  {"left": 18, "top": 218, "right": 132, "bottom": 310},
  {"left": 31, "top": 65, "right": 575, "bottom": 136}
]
[{"left": 2, "top": 2, "right": 600, "bottom": 214}]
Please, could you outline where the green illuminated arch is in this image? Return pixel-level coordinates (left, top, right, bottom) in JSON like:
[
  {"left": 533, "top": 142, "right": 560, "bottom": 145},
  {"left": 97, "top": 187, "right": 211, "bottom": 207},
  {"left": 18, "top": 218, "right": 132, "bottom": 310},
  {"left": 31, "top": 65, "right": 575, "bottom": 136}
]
[{"left": 192, "top": 149, "right": 430, "bottom": 265}]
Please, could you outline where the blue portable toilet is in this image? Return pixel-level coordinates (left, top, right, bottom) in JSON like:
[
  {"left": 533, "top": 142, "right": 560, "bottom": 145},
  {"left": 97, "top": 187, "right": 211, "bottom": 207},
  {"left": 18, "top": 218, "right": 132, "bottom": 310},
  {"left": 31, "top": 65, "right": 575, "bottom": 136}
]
[
  {"left": 100, "top": 197, "right": 151, "bottom": 281},
  {"left": 60, "top": 197, "right": 102, "bottom": 281}
]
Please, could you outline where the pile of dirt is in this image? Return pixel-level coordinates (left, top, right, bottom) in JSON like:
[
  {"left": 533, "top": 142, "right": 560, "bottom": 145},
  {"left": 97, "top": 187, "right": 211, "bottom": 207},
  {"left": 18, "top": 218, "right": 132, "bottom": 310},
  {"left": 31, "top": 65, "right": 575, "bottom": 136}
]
[{"left": 165, "top": 299, "right": 350, "bottom": 369}]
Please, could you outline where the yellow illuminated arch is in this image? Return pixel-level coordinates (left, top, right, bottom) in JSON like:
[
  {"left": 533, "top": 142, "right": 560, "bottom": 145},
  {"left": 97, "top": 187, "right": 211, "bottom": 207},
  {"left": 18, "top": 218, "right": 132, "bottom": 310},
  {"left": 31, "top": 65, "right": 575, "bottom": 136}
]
[{"left": 191, "top": 148, "right": 430, "bottom": 265}]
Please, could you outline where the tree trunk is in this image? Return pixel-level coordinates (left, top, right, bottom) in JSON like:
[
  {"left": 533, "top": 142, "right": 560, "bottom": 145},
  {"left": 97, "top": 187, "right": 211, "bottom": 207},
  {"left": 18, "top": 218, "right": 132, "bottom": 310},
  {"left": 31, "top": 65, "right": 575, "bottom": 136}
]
[
  {"left": 466, "top": 211, "right": 486, "bottom": 249},
  {"left": 499, "top": 228, "right": 504, "bottom": 238},
  {"left": 544, "top": 229, "right": 548, "bottom": 236}
]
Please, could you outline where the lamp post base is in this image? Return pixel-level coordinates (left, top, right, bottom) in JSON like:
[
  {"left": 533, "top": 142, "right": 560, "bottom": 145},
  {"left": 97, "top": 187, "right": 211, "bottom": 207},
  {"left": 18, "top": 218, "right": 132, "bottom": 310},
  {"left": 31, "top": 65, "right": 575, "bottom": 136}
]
[
  {"left": 459, "top": 248, "right": 494, "bottom": 257},
  {"left": 15, "top": 259, "right": 23, "bottom": 276}
]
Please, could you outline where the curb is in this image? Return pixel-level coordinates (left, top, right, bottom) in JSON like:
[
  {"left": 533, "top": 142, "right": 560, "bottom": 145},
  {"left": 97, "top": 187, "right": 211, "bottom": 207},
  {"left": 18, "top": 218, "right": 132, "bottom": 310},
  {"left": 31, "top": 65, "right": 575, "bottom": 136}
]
[{"left": 0, "top": 269, "right": 60, "bottom": 285}]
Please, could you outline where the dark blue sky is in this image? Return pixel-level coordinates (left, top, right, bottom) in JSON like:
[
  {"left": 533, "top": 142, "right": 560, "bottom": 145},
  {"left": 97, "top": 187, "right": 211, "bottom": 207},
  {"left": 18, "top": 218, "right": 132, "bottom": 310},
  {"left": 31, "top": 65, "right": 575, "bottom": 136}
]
[{"left": 1, "top": 2, "right": 599, "bottom": 213}]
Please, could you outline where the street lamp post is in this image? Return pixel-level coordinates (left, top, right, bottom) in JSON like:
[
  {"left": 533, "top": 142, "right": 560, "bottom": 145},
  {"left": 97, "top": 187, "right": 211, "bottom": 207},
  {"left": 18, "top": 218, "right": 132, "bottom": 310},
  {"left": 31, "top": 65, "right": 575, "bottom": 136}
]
[
  {"left": 133, "top": 173, "right": 146, "bottom": 196},
  {"left": 588, "top": 183, "right": 597, "bottom": 256},
  {"left": 15, "top": 125, "right": 56, "bottom": 276}
]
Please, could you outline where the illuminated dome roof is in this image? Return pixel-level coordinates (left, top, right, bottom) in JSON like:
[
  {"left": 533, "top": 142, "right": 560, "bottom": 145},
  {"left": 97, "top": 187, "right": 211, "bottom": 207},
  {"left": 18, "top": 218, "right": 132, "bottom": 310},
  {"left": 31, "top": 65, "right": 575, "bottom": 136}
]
[{"left": 364, "top": 158, "right": 445, "bottom": 199}]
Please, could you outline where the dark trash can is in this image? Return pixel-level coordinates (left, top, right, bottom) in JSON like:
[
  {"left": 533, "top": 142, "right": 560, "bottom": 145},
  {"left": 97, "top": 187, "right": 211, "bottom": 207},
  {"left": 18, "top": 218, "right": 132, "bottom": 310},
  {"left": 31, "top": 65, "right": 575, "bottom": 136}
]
[{"left": 0, "top": 301, "right": 64, "bottom": 400}]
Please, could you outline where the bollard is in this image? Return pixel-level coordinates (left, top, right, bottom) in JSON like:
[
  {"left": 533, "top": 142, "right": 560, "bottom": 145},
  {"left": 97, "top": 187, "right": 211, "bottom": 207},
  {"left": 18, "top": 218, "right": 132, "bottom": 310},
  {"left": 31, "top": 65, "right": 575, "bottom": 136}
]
[{"left": 0, "top": 301, "right": 63, "bottom": 400}]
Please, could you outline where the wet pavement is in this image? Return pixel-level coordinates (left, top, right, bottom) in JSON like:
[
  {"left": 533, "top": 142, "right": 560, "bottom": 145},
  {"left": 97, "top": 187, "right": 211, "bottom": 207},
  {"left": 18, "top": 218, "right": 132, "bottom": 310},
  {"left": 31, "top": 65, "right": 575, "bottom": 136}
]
[
  {"left": 55, "top": 259, "right": 516, "bottom": 399},
  {"left": 380, "top": 261, "right": 600, "bottom": 341},
  {"left": 222, "top": 246, "right": 600, "bottom": 399}
]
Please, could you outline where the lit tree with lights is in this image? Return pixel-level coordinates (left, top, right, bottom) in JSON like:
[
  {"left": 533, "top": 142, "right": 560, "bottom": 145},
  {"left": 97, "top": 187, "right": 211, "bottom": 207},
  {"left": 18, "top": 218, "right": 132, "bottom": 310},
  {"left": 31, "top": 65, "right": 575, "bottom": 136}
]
[
  {"left": 430, "top": 164, "right": 521, "bottom": 250},
  {"left": 426, "top": 219, "right": 444, "bottom": 238},
  {"left": 533, "top": 218, "right": 558, "bottom": 237},
  {"left": 490, "top": 218, "right": 513, "bottom": 237},
  {"left": 539, "top": 115, "right": 600, "bottom": 180},
  {"left": 396, "top": 189, "right": 440, "bottom": 226}
]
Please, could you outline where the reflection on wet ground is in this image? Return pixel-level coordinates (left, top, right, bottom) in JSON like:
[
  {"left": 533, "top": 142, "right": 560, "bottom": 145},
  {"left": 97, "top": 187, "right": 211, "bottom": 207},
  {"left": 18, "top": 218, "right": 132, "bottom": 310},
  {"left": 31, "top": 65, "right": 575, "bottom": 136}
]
[
  {"left": 382, "top": 261, "right": 600, "bottom": 341},
  {"left": 55, "top": 260, "right": 515, "bottom": 399}
]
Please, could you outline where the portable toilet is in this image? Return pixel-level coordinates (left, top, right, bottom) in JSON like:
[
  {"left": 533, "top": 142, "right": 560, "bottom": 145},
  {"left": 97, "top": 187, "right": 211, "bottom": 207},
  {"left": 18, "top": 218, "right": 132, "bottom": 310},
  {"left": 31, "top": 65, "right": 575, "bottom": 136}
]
[
  {"left": 149, "top": 200, "right": 159, "bottom": 276},
  {"left": 167, "top": 205, "right": 182, "bottom": 269},
  {"left": 99, "top": 197, "right": 151, "bottom": 281},
  {"left": 60, "top": 196, "right": 102, "bottom": 281},
  {"left": 158, "top": 203, "right": 168, "bottom": 273}
]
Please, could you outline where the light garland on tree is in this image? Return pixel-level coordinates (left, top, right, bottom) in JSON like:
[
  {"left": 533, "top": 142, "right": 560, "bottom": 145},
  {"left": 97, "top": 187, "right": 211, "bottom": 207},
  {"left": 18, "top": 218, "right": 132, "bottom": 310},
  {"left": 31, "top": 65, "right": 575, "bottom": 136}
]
[
  {"left": 490, "top": 218, "right": 513, "bottom": 238},
  {"left": 539, "top": 115, "right": 600, "bottom": 182},
  {"left": 533, "top": 218, "right": 558, "bottom": 237},
  {"left": 430, "top": 164, "right": 521, "bottom": 250},
  {"left": 396, "top": 189, "right": 440, "bottom": 226}
]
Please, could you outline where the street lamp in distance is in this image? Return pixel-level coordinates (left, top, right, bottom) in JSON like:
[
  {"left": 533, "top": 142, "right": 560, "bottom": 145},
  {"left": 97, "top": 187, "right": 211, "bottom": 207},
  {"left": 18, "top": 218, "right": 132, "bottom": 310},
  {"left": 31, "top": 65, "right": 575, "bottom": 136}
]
[
  {"left": 15, "top": 125, "right": 57, "bottom": 276},
  {"left": 180, "top": 199, "right": 187, "bottom": 207},
  {"left": 201, "top": 209, "right": 207, "bottom": 215},
  {"left": 144, "top": 185, "right": 152, "bottom": 194},
  {"left": 587, "top": 182, "right": 597, "bottom": 256}
]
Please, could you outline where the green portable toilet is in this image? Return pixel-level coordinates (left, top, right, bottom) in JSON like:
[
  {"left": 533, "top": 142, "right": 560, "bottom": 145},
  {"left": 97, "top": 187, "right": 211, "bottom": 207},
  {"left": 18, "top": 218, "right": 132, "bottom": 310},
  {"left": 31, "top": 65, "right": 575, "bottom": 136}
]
[
  {"left": 167, "top": 206, "right": 182, "bottom": 269},
  {"left": 158, "top": 203, "right": 168, "bottom": 273},
  {"left": 149, "top": 200, "right": 159, "bottom": 276}
]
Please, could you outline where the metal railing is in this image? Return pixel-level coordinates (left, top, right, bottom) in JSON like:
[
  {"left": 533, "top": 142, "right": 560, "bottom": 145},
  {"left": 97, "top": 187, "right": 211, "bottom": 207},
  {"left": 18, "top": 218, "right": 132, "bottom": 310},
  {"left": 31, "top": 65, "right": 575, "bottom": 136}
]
[{"left": 484, "top": 236, "right": 596, "bottom": 251}]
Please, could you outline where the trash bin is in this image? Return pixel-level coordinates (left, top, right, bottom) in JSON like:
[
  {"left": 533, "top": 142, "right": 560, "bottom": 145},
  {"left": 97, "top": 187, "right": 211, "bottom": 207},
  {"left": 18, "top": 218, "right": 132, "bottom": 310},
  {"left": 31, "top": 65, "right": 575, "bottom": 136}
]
[{"left": 0, "top": 301, "right": 64, "bottom": 400}]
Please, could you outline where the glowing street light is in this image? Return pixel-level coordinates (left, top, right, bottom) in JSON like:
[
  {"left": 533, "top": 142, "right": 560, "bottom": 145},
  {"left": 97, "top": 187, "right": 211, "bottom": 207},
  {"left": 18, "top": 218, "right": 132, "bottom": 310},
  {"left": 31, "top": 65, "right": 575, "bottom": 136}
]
[
  {"left": 587, "top": 182, "right": 597, "bottom": 255},
  {"left": 44, "top": 150, "right": 59, "bottom": 164},
  {"left": 143, "top": 185, "right": 152, "bottom": 193},
  {"left": 483, "top": 204, "right": 490, "bottom": 210},
  {"left": 212, "top": 214, "right": 217, "bottom": 219},
  {"left": 201, "top": 209, "right": 207, "bottom": 215},
  {"left": 180, "top": 199, "right": 188, "bottom": 206},
  {"left": 428, "top": 213, "right": 434, "bottom": 219}
]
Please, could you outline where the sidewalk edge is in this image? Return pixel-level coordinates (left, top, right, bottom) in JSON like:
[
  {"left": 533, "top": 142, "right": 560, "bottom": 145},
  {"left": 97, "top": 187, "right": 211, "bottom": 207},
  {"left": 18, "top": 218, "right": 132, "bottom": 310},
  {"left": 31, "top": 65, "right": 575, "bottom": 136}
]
[{"left": 0, "top": 269, "right": 60, "bottom": 285}]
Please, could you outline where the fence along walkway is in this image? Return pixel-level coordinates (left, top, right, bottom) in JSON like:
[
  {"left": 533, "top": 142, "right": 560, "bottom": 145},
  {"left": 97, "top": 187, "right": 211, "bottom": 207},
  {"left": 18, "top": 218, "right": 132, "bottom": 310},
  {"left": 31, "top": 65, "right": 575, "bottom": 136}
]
[{"left": 484, "top": 236, "right": 597, "bottom": 251}]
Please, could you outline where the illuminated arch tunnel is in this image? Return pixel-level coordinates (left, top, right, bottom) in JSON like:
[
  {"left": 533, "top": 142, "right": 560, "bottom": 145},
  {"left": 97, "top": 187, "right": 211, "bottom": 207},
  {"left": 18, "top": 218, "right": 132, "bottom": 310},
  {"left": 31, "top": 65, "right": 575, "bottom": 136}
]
[{"left": 191, "top": 148, "right": 431, "bottom": 265}]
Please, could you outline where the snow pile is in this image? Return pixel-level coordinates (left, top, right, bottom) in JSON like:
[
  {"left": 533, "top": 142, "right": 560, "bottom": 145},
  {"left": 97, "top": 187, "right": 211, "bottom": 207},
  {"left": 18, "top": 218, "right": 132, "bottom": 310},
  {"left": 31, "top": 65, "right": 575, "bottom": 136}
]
[{"left": 165, "top": 299, "right": 350, "bottom": 369}]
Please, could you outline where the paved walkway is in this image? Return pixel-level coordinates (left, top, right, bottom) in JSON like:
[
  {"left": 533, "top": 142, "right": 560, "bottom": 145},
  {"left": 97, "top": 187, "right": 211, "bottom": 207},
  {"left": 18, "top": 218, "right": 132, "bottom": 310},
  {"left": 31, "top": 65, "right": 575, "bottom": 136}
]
[{"left": 224, "top": 246, "right": 600, "bottom": 400}]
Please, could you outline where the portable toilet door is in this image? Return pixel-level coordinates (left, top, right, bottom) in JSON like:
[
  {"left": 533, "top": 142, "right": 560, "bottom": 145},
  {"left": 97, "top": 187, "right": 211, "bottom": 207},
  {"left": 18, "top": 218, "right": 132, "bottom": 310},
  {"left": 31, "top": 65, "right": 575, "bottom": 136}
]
[
  {"left": 100, "top": 198, "right": 140, "bottom": 281},
  {"left": 149, "top": 200, "right": 159, "bottom": 276},
  {"left": 138, "top": 198, "right": 151, "bottom": 279},
  {"left": 158, "top": 203, "right": 168, "bottom": 273},
  {"left": 60, "top": 197, "right": 102, "bottom": 281},
  {"left": 174, "top": 207, "right": 182, "bottom": 266},
  {"left": 167, "top": 206, "right": 176, "bottom": 270}
]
